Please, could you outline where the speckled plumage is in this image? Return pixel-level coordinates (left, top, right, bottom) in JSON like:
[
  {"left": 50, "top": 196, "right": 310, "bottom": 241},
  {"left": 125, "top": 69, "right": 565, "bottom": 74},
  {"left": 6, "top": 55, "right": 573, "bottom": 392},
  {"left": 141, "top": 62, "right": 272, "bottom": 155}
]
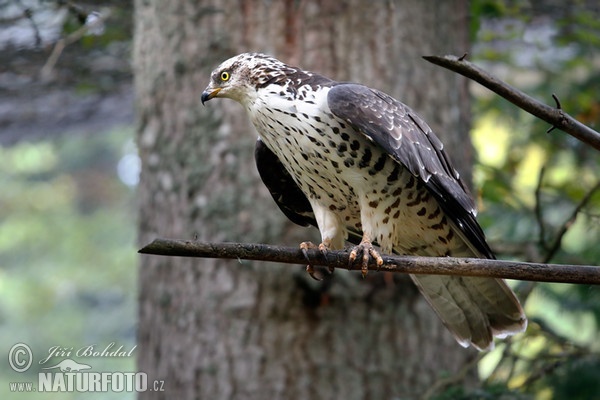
[{"left": 203, "top": 53, "right": 527, "bottom": 350}]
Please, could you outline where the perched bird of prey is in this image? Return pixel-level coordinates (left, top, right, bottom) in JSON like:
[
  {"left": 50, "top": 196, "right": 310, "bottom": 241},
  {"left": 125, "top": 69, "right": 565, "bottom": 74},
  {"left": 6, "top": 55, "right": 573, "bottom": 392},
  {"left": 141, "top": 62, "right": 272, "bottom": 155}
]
[{"left": 202, "top": 52, "right": 526, "bottom": 350}]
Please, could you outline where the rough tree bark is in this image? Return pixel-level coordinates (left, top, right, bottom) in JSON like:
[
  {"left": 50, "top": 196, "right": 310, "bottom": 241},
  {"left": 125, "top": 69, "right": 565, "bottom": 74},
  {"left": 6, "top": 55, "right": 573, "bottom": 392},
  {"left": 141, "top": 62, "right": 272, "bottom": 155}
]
[{"left": 134, "top": 1, "right": 476, "bottom": 399}]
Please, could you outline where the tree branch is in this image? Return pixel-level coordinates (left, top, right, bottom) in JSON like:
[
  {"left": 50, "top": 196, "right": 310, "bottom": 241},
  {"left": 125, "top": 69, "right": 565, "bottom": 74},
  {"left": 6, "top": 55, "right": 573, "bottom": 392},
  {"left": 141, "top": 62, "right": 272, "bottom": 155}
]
[
  {"left": 40, "top": 7, "right": 108, "bottom": 81},
  {"left": 423, "top": 55, "right": 600, "bottom": 151},
  {"left": 543, "top": 179, "right": 600, "bottom": 264},
  {"left": 139, "top": 238, "right": 600, "bottom": 285}
]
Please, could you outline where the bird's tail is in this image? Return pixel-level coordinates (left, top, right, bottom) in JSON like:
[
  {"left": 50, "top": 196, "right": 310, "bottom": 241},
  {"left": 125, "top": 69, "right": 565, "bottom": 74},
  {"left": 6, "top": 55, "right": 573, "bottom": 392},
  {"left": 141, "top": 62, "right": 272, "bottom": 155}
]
[{"left": 409, "top": 274, "right": 527, "bottom": 350}]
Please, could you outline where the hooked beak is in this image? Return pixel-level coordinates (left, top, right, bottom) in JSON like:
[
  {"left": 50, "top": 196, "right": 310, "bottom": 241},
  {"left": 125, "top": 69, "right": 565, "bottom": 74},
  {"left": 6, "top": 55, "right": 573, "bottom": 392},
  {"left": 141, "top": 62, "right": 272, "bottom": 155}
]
[{"left": 201, "top": 87, "right": 221, "bottom": 105}]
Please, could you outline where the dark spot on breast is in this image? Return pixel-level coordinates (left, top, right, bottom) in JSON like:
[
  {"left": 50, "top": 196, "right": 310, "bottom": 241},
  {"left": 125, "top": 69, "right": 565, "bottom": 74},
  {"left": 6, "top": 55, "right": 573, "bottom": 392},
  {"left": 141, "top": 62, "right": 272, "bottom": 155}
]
[
  {"left": 301, "top": 153, "right": 309, "bottom": 161},
  {"left": 430, "top": 216, "right": 448, "bottom": 230},
  {"left": 343, "top": 158, "right": 355, "bottom": 167},
  {"left": 428, "top": 207, "right": 441, "bottom": 220},
  {"left": 368, "top": 200, "right": 379, "bottom": 208},
  {"left": 384, "top": 197, "right": 400, "bottom": 214},
  {"left": 341, "top": 132, "right": 350, "bottom": 141},
  {"left": 332, "top": 127, "right": 340, "bottom": 134},
  {"left": 387, "top": 164, "right": 400, "bottom": 183},
  {"left": 372, "top": 154, "right": 387, "bottom": 172},
  {"left": 407, "top": 190, "right": 427, "bottom": 207},
  {"left": 350, "top": 140, "right": 360, "bottom": 151},
  {"left": 359, "top": 148, "right": 372, "bottom": 168},
  {"left": 417, "top": 207, "right": 427, "bottom": 216},
  {"left": 422, "top": 192, "right": 431, "bottom": 203}
]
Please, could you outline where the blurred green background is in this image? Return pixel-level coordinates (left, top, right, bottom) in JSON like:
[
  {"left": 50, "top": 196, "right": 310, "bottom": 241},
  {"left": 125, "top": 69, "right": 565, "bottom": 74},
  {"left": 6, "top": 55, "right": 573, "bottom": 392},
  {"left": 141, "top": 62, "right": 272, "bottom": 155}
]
[{"left": 1, "top": 1, "right": 599, "bottom": 399}]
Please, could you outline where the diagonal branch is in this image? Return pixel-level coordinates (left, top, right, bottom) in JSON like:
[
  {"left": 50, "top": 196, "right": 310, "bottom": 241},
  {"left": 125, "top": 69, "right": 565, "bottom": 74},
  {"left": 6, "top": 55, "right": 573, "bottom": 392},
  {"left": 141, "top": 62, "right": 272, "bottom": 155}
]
[
  {"left": 423, "top": 55, "right": 600, "bottom": 151},
  {"left": 40, "top": 8, "right": 109, "bottom": 80},
  {"left": 543, "top": 179, "right": 600, "bottom": 264},
  {"left": 139, "top": 238, "right": 600, "bottom": 285},
  {"left": 534, "top": 166, "right": 548, "bottom": 253}
]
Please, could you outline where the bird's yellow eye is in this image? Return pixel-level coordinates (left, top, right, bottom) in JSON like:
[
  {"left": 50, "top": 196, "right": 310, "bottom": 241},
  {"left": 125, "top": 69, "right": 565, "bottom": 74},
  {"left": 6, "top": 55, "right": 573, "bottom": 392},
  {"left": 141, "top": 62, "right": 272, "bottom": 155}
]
[{"left": 220, "top": 71, "right": 230, "bottom": 82}]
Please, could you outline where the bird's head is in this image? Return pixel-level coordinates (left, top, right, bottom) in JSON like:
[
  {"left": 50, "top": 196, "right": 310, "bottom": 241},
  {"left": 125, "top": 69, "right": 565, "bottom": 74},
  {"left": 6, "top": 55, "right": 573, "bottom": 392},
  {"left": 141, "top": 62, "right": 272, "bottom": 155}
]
[{"left": 202, "top": 53, "right": 298, "bottom": 106}]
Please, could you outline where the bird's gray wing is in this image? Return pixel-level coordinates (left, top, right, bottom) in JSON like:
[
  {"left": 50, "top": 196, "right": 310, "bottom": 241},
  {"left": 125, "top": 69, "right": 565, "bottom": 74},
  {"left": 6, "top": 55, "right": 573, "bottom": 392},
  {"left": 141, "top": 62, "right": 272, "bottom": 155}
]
[
  {"left": 255, "top": 138, "right": 363, "bottom": 244},
  {"left": 327, "top": 83, "right": 494, "bottom": 259},
  {"left": 328, "top": 84, "right": 526, "bottom": 350}
]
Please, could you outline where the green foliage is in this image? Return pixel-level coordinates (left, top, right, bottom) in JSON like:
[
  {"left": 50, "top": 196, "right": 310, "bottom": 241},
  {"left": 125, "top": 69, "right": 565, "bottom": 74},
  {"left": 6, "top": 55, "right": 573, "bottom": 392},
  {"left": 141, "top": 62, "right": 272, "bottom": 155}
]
[
  {"left": 0, "top": 128, "right": 137, "bottom": 400},
  {"left": 466, "top": 1, "right": 600, "bottom": 399},
  {"left": 539, "top": 357, "right": 600, "bottom": 400}
]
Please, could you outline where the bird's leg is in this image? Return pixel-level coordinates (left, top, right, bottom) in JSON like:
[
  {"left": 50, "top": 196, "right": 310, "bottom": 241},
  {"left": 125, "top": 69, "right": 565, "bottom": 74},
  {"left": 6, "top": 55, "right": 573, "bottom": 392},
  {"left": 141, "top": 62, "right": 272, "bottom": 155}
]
[
  {"left": 300, "top": 239, "right": 334, "bottom": 281},
  {"left": 301, "top": 203, "right": 344, "bottom": 280},
  {"left": 349, "top": 233, "right": 384, "bottom": 278}
]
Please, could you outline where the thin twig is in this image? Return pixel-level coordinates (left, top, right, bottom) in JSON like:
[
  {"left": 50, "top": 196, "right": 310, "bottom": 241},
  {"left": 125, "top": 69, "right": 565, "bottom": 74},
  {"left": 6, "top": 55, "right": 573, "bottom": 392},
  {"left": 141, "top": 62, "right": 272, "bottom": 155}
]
[
  {"left": 14, "top": 0, "right": 41, "bottom": 47},
  {"left": 544, "top": 180, "right": 600, "bottom": 264},
  {"left": 534, "top": 166, "right": 548, "bottom": 253},
  {"left": 546, "top": 94, "right": 563, "bottom": 133},
  {"left": 423, "top": 55, "right": 600, "bottom": 151},
  {"left": 139, "top": 238, "right": 600, "bottom": 284},
  {"left": 40, "top": 9, "right": 109, "bottom": 80}
]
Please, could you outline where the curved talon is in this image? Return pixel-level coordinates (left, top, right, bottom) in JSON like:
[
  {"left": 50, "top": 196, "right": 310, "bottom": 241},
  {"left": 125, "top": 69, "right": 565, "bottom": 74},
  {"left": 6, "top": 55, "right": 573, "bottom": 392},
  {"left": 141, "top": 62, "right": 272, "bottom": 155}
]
[
  {"left": 349, "top": 240, "right": 383, "bottom": 278},
  {"left": 300, "top": 241, "right": 316, "bottom": 262},
  {"left": 306, "top": 264, "right": 322, "bottom": 281},
  {"left": 300, "top": 241, "right": 334, "bottom": 280},
  {"left": 316, "top": 242, "right": 335, "bottom": 275}
]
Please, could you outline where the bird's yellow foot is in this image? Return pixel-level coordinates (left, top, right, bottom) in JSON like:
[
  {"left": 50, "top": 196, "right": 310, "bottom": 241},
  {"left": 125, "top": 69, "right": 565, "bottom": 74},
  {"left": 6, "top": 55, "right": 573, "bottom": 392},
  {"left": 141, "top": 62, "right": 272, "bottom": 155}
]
[
  {"left": 300, "top": 240, "right": 335, "bottom": 281},
  {"left": 349, "top": 240, "right": 383, "bottom": 278}
]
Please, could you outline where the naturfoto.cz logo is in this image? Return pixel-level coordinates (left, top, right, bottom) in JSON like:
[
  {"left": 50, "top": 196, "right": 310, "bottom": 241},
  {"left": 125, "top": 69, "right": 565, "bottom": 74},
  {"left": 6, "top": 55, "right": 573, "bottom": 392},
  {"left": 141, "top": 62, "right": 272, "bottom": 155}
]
[{"left": 7, "top": 343, "right": 165, "bottom": 393}]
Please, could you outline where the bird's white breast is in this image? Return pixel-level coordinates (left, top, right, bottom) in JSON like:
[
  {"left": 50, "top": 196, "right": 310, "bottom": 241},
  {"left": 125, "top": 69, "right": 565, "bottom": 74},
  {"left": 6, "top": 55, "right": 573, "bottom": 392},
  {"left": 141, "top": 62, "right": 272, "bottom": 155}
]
[{"left": 246, "top": 83, "right": 471, "bottom": 256}]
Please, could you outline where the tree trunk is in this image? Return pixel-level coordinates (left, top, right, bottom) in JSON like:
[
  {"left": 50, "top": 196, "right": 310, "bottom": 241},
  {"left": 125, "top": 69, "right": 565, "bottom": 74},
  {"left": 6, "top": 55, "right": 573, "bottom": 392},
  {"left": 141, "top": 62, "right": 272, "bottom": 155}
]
[{"left": 134, "top": 1, "right": 476, "bottom": 399}]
